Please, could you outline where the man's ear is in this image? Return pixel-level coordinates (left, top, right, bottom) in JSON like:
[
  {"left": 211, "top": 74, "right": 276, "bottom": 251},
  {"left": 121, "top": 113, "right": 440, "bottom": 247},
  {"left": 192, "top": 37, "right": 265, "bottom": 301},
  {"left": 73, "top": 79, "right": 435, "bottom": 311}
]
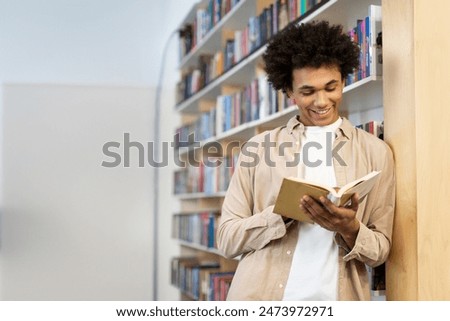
[
  {"left": 286, "top": 89, "right": 293, "bottom": 99},
  {"left": 286, "top": 89, "right": 296, "bottom": 104}
]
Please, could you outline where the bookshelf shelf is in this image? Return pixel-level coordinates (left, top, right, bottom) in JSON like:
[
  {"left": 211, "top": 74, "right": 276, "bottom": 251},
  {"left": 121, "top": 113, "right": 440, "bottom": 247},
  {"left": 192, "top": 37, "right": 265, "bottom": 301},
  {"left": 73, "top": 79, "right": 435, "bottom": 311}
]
[
  {"left": 343, "top": 76, "right": 383, "bottom": 113},
  {"left": 179, "top": 0, "right": 256, "bottom": 70},
  {"left": 179, "top": 240, "right": 223, "bottom": 255},
  {"left": 175, "top": 208, "right": 222, "bottom": 215},
  {"left": 344, "top": 74, "right": 381, "bottom": 93},
  {"left": 175, "top": 191, "right": 227, "bottom": 200},
  {"left": 172, "top": 0, "right": 384, "bottom": 301},
  {"left": 176, "top": 54, "right": 259, "bottom": 113}
]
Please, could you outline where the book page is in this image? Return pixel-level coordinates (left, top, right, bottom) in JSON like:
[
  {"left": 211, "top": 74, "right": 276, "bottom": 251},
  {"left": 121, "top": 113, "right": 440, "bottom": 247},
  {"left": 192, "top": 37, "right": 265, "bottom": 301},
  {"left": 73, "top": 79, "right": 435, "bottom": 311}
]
[{"left": 336, "top": 171, "right": 380, "bottom": 206}]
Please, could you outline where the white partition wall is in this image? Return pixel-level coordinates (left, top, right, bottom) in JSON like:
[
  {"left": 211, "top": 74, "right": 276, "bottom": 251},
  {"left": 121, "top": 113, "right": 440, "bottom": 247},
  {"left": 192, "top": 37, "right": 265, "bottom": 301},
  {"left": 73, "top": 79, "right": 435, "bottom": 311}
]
[{"left": 1, "top": 84, "right": 154, "bottom": 300}]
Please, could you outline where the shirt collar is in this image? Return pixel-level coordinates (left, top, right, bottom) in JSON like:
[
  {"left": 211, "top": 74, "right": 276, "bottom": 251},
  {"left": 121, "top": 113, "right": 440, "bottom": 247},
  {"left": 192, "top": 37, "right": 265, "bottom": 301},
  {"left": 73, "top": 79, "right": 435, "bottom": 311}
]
[
  {"left": 286, "top": 114, "right": 303, "bottom": 134},
  {"left": 286, "top": 115, "right": 354, "bottom": 140},
  {"left": 337, "top": 117, "right": 354, "bottom": 140}
]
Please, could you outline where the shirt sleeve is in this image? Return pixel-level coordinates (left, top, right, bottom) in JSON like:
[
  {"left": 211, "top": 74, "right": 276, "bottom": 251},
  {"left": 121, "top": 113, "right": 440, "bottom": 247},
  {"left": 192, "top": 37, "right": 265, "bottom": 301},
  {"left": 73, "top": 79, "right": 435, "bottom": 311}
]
[
  {"left": 334, "top": 143, "right": 396, "bottom": 267},
  {"left": 217, "top": 141, "right": 288, "bottom": 259}
]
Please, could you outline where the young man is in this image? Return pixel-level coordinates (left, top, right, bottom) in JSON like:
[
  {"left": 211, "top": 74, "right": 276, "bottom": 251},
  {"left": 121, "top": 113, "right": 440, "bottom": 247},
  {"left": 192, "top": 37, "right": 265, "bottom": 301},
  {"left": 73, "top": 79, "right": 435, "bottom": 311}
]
[{"left": 217, "top": 21, "right": 395, "bottom": 300}]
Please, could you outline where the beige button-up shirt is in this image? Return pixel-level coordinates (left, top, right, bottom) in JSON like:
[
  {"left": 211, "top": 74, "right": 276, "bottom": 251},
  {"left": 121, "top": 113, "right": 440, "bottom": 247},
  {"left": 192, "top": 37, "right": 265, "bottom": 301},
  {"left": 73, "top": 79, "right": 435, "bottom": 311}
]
[{"left": 217, "top": 116, "right": 395, "bottom": 300}]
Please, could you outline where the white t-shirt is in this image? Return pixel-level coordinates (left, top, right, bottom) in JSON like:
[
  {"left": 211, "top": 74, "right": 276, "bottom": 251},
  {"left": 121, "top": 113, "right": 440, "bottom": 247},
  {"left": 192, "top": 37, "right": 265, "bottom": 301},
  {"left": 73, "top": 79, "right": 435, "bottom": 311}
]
[{"left": 282, "top": 117, "right": 342, "bottom": 301}]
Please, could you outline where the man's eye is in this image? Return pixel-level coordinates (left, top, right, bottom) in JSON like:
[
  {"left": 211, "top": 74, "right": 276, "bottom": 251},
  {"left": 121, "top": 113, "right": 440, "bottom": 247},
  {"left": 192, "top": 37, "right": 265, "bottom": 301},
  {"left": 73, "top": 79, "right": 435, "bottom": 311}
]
[
  {"left": 325, "top": 87, "right": 336, "bottom": 92},
  {"left": 301, "top": 91, "right": 314, "bottom": 96}
]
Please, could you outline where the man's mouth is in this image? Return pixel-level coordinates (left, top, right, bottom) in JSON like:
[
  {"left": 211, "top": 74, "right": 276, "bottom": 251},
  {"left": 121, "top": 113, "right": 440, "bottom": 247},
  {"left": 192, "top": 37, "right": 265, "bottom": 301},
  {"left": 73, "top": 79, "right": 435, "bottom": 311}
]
[{"left": 310, "top": 107, "right": 331, "bottom": 115}]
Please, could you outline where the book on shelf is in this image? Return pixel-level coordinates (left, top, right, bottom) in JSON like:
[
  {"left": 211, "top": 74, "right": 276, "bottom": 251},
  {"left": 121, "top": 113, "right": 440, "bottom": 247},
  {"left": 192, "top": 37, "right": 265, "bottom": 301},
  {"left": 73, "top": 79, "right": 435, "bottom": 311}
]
[
  {"left": 278, "top": 0, "right": 289, "bottom": 30},
  {"left": 173, "top": 211, "right": 220, "bottom": 248},
  {"left": 171, "top": 257, "right": 235, "bottom": 301},
  {"left": 171, "top": 256, "right": 196, "bottom": 288},
  {"left": 346, "top": 4, "right": 383, "bottom": 86},
  {"left": 199, "top": 268, "right": 222, "bottom": 300},
  {"left": 171, "top": 257, "right": 221, "bottom": 300},
  {"left": 178, "top": 24, "right": 193, "bottom": 60},
  {"left": 208, "top": 271, "right": 235, "bottom": 301},
  {"left": 173, "top": 154, "right": 235, "bottom": 195},
  {"left": 273, "top": 171, "right": 381, "bottom": 223},
  {"left": 177, "top": 0, "right": 242, "bottom": 61},
  {"left": 356, "top": 120, "right": 383, "bottom": 139}
]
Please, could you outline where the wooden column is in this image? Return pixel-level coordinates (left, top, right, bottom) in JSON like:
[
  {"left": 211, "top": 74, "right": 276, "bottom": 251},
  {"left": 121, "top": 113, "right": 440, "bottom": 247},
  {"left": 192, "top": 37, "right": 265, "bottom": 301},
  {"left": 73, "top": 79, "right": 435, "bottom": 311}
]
[{"left": 383, "top": 0, "right": 450, "bottom": 300}]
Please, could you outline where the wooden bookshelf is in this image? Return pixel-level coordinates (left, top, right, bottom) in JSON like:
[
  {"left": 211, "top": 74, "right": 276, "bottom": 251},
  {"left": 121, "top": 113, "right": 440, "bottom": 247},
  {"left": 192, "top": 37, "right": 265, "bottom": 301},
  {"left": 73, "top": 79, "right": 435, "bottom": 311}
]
[{"left": 172, "top": 0, "right": 385, "bottom": 301}]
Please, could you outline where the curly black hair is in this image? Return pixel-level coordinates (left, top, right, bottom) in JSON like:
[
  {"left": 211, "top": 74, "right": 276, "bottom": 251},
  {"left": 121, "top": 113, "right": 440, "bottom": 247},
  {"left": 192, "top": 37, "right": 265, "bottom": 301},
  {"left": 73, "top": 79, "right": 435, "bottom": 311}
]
[{"left": 263, "top": 20, "right": 360, "bottom": 93}]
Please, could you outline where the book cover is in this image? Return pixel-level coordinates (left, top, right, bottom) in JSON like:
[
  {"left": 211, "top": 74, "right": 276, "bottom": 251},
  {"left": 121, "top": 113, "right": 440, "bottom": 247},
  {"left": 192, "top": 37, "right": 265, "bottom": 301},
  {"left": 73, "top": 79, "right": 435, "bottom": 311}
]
[{"left": 273, "top": 171, "right": 380, "bottom": 223}]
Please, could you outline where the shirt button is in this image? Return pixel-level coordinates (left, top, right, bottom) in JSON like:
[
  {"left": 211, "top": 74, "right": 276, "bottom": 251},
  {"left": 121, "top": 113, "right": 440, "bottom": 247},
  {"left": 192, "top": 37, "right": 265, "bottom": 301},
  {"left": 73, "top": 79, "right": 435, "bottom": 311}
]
[
  {"left": 287, "top": 250, "right": 292, "bottom": 255},
  {"left": 279, "top": 284, "right": 284, "bottom": 288}
]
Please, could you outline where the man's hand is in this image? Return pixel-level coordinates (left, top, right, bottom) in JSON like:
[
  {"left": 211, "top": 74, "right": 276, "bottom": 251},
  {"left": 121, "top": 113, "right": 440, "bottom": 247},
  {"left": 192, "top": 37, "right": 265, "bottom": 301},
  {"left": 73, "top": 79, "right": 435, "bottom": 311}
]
[{"left": 299, "top": 193, "right": 360, "bottom": 248}]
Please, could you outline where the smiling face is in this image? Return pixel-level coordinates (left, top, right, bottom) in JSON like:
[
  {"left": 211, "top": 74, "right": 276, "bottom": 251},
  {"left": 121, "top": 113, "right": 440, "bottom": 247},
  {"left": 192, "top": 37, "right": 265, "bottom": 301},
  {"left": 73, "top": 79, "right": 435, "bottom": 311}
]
[{"left": 288, "top": 65, "right": 344, "bottom": 126}]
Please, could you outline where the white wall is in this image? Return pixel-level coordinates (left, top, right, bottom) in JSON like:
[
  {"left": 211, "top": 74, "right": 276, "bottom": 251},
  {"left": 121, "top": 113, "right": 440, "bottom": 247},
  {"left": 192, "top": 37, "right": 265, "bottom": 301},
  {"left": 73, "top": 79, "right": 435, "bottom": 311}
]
[
  {"left": 0, "top": 0, "right": 168, "bottom": 85},
  {"left": 0, "top": 0, "right": 197, "bottom": 300},
  {"left": 1, "top": 84, "right": 154, "bottom": 300}
]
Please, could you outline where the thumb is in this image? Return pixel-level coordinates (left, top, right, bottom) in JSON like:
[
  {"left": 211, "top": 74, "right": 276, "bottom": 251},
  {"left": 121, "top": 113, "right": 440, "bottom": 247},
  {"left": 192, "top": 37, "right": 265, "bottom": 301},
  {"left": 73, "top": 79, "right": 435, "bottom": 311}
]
[{"left": 350, "top": 193, "right": 359, "bottom": 212}]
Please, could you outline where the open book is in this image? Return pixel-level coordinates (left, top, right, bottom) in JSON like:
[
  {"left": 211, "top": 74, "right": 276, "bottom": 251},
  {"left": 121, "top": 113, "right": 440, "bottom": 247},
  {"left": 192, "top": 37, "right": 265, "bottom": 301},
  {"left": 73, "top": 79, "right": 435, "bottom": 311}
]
[{"left": 273, "top": 171, "right": 380, "bottom": 223}]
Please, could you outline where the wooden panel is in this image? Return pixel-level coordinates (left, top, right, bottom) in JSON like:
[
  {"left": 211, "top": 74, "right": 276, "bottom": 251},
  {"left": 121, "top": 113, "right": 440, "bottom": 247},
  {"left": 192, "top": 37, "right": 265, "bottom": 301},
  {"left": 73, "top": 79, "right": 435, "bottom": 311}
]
[
  {"left": 414, "top": 0, "right": 450, "bottom": 300},
  {"left": 383, "top": 0, "right": 418, "bottom": 300},
  {"left": 385, "top": 0, "right": 450, "bottom": 300}
]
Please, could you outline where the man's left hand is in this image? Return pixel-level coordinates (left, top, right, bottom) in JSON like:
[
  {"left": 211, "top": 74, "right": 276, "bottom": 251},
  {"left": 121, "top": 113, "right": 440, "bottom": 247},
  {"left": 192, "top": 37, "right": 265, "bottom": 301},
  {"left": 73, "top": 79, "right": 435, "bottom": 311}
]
[{"left": 300, "top": 193, "right": 360, "bottom": 248}]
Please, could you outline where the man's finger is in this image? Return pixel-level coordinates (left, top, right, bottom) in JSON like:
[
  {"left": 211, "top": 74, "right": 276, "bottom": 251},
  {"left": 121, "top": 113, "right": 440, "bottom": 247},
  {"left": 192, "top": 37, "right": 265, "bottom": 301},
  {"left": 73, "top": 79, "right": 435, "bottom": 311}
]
[
  {"left": 350, "top": 193, "right": 359, "bottom": 211},
  {"left": 319, "top": 196, "right": 337, "bottom": 214}
]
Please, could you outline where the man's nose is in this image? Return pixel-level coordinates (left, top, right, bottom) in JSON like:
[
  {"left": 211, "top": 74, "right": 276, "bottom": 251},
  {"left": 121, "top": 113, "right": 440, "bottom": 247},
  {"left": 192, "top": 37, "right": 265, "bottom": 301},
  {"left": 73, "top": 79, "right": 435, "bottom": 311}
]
[{"left": 313, "top": 90, "right": 327, "bottom": 107}]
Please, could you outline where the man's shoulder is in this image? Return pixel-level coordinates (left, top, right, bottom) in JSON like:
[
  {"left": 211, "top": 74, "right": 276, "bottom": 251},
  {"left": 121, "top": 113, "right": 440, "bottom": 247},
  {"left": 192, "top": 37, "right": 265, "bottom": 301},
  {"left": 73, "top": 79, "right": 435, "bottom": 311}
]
[
  {"left": 353, "top": 127, "right": 393, "bottom": 158},
  {"left": 354, "top": 127, "right": 387, "bottom": 145},
  {"left": 245, "top": 124, "right": 290, "bottom": 145}
]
